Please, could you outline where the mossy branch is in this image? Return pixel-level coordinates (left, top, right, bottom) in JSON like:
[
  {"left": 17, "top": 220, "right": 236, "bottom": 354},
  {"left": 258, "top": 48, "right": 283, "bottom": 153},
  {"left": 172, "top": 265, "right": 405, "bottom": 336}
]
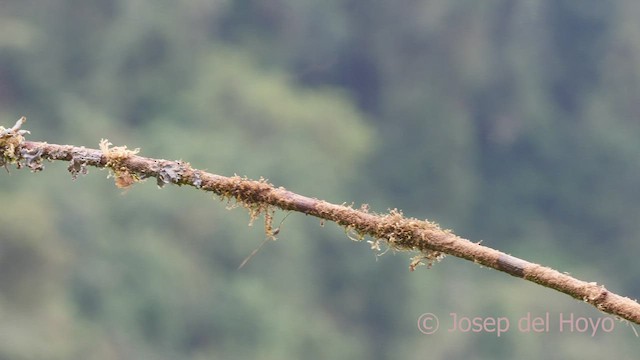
[{"left": 2, "top": 118, "right": 640, "bottom": 325}]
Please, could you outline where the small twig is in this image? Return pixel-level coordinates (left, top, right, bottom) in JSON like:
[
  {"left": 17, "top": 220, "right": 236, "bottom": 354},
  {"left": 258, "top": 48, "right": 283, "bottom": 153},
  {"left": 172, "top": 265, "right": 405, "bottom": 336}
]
[
  {"left": 238, "top": 211, "right": 292, "bottom": 269},
  {"left": 238, "top": 238, "right": 272, "bottom": 270}
]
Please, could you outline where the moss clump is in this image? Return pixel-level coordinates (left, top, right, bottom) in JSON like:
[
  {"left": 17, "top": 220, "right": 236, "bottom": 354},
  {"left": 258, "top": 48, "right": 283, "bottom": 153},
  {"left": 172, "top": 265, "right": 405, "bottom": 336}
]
[
  {"left": 99, "top": 139, "right": 141, "bottom": 189},
  {"left": 0, "top": 117, "right": 29, "bottom": 168}
]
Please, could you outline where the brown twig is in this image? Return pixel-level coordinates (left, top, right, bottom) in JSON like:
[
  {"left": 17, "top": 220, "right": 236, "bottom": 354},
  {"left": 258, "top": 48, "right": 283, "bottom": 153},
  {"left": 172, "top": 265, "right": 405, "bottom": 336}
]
[{"left": 2, "top": 119, "right": 640, "bottom": 325}]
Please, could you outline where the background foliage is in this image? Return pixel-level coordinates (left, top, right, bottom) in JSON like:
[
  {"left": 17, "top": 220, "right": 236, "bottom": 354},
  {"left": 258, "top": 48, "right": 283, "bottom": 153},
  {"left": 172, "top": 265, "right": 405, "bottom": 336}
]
[{"left": 1, "top": 0, "right": 639, "bottom": 358}]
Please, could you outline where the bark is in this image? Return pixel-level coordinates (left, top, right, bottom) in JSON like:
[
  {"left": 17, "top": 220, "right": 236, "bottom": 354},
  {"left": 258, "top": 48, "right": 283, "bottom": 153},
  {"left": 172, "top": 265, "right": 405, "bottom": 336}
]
[{"left": 2, "top": 118, "right": 639, "bottom": 325}]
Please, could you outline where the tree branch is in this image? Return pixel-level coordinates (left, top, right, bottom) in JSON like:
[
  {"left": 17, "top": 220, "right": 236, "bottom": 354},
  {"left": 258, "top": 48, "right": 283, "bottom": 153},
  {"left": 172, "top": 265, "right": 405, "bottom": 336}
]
[{"left": 2, "top": 119, "right": 639, "bottom": 325}]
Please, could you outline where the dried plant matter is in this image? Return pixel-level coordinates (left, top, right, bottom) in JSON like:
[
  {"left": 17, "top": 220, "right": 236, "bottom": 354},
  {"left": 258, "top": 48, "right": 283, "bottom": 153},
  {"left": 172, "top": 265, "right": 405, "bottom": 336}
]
[{"left": 2, "top": 118, "right": 640, "bottom": 325}]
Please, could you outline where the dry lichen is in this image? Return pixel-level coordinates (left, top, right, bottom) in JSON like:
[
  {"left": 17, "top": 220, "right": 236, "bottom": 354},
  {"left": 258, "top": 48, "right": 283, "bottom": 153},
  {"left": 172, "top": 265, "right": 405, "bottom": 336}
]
[
  {"left": 19, "top": 147, "right": 45, "bottom": 171},
  {"left": 191, "top": 170, "right": 203, "bottom": 188},
  {"left": 154, "top": 160, "right": 187, "bottom": 188},
  {"left": 67, "top": 147, "right": 102, "bottom": 180}
]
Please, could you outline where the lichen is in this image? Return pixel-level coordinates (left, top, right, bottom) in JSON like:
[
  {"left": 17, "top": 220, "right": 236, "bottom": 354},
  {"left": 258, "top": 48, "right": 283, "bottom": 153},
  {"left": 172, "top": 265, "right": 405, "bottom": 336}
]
[
  {"left": 154, "top": 161, "right": 186, "bottom": 188},
  {"left": 191, "top": 170, "right": 203, "bottom": 188},
  {"left": 68, "top": 157, "right": 88, "bottom": 180},
  {"left": 67, "top": 147, "right": 102, "bottom": 180},
  {"left": 19, "top": 147, "right": 44, "bottom": 172}
]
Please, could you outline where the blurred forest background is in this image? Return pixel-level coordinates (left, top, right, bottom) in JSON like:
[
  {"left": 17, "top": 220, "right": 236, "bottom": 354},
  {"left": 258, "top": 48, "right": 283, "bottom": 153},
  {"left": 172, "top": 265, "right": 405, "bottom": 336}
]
[{"left": 1, "top": 0, "right": 640, "bottom": 358}]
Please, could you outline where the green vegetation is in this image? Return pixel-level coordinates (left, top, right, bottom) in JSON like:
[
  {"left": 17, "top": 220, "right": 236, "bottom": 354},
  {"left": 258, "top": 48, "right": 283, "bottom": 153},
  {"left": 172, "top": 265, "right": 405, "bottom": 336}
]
[{"left": 1, "top": 1, "right": 639, "bottom": 358}]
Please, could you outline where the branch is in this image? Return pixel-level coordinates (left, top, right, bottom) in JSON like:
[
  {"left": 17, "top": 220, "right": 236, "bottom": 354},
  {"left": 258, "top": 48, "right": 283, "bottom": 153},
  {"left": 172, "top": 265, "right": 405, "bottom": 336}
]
[{"left": 2, "top": 118, "right": 640, "bottom": 325}]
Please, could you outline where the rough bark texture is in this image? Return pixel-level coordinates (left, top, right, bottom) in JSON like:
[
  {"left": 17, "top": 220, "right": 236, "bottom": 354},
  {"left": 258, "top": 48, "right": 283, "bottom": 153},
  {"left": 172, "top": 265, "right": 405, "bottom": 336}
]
[{"left": 1, "top": 119, "right": 639, "bottom": 325}]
